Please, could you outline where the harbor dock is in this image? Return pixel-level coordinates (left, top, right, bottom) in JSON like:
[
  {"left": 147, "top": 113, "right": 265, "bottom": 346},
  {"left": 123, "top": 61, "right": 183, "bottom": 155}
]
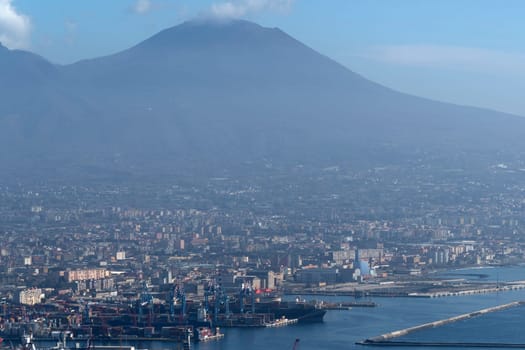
[
  {"left": 408, "top": 283, "right": 525, "bottom": 298},
  {"left": 357, "top": 340, "right": 525, "bottom": 348}
]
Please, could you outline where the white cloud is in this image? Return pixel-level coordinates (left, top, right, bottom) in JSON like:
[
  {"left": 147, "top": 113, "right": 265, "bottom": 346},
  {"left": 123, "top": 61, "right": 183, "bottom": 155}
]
[
  {"left": 0, "top": 0, "right": 31, "bottom": 49},
  {"left": 360, "top": 44, "right": 525, "bottom": 74},
  {"left": 64, "top": 19, "right": 77, "bottom": 46},
  {"left": 132, "top": 0, "right": 152, "bottom": 14},
  {"left": 209, "top": 0, "right": 294, "bottom": 19}
]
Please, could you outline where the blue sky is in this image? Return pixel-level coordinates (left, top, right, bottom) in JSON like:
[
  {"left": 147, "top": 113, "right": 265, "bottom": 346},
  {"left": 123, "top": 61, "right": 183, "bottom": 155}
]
[{"left": 2, "top": 0, "right": 525, "bottom": 116}]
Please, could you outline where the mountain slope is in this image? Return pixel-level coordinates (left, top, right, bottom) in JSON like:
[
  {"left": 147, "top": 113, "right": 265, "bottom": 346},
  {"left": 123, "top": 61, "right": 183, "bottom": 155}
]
[
  {"left": 0, "top": 20, "right": 523, "bottom": 177},
  {"left": 0, "top": 44, "right": 104, "bottom": 161}
]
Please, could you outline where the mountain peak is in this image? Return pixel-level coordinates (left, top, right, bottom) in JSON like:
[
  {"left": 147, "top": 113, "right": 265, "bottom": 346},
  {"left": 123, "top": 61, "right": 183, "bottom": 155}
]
[
  {"left": 133, "top": 18, "right": 282, "bottom": 51},
  {"left": 179, "top": 18, "right": 264, "bottom": 29}
]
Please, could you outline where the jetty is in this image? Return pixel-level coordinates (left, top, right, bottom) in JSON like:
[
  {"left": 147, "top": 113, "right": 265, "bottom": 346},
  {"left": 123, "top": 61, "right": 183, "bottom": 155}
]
[
  {"left": 358, "top": 341, "right": 525, "bottom": 348},
  {"left": 408, "top": 284, "right": 525, "bottom": 298},
  {"left": 357, "top": 301, "right": 525, "bottom": 347}
]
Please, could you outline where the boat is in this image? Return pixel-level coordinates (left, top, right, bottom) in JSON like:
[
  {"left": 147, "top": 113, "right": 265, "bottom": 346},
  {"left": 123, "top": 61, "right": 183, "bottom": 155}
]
[
  {"left": 193, "top": 327, "right": 224, "bottom": 342},
  {"left": 265, "top": 317, "right": 298, "bottom": 327},
  {"left": 251, "top": 300, "right": 326, "bottom": 323}
]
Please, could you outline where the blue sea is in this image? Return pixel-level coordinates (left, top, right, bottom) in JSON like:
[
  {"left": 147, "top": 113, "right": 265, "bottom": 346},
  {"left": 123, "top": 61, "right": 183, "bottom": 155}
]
[{"left": 42, "top": 266, "right": 525, "bottom": 350}]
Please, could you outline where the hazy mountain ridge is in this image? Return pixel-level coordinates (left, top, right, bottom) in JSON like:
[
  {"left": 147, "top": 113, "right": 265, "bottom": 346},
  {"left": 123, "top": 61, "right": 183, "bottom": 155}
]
[{"left": 0, "top": 19, "right": 523, "bottom": 177}]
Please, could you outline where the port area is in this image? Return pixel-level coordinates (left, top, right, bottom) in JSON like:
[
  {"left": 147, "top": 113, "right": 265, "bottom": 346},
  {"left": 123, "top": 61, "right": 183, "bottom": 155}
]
[
  {"left": 356, "top": 301, "right": 525, "bottom": 348},
  {"left": 285, "top": 279, "right": 525, "bottom": 298}
]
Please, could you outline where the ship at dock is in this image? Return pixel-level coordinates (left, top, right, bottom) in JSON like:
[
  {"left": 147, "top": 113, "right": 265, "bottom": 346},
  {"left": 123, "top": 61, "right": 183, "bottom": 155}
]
[
  {"left": 224, "top": 284, "right": 327, "bottom": 324},
  {"left": 0, "top": 283, "right": 324, "bottom": 343}
]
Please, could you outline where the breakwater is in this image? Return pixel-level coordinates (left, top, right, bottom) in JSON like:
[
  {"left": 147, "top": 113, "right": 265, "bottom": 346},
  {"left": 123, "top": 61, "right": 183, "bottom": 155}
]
[
  {"left": 357, "top": 301, "right": 524, "bottom": 346},
  {"left": 358, "top": 340, "right": 525, "bottom": 348}
]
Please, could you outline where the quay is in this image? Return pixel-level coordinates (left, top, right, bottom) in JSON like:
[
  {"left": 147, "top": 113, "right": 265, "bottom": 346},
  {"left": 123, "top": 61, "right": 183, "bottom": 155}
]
[
  {"left": 288, "top": 281, "right": 525, "bottom": 299},
  {"left": 357, "top": 340, "right": 525, "bottom": 348},
  {"left": 357, "top": 301, "right": 524, "bottom": 346},
  {"left": 408, "top": 284, "right": 525, "bottom": 298},
  {"left": 27, "top": 336, "right": 189, "bottom": 343}
]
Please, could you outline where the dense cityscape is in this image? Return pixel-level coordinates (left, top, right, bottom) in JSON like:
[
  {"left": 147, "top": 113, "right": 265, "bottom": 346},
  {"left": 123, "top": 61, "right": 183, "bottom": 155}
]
[{"left": 1, "top": 160, "right": 525, "bottom": 346}]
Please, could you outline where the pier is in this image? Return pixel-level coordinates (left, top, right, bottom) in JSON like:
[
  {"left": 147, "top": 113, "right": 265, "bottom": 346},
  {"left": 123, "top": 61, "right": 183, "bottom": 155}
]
[
  {"left": 408, "top": 284, "right": 525, "bottom": 298},
  {"left": 357, "top": 301, "right": 524, "bottom": 347},
  {"left": 357, "top": 341, "right": 525, "bottom": 348},
  {"left": 287, "top": 280, "right": 525, "bottom": 299}
]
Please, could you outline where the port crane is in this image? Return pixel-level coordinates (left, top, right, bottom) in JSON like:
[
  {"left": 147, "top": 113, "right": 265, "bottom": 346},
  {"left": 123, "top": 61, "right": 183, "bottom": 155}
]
[
  {"left": 203, "top": 280, "right": 230, "bottom": 323},
  {"left": 166, "top": 281, "right": 188, "bottom": 322},
  {"left": 139, "top": 281, "right": 153, "bottom": 326},
  {"left": 239, "top": 283, "right": 255, "bottom": 314}
]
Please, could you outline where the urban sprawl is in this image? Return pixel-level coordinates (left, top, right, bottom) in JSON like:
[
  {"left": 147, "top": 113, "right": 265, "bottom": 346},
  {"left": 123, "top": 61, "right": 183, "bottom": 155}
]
[{"left": 1, "top": 163, "right": 525, "bottom": 344}]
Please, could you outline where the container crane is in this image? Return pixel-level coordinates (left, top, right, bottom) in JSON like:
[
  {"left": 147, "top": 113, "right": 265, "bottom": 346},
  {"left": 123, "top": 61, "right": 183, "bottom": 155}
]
[
  {"left": 139, "top": 281, "right": 153, "bottom": 326},
  {"left": 239, "top": 284, "right": 255, "bottom": 314},
  {"left": 175, "top": 284, "right": 187, "bottom": 320}
]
